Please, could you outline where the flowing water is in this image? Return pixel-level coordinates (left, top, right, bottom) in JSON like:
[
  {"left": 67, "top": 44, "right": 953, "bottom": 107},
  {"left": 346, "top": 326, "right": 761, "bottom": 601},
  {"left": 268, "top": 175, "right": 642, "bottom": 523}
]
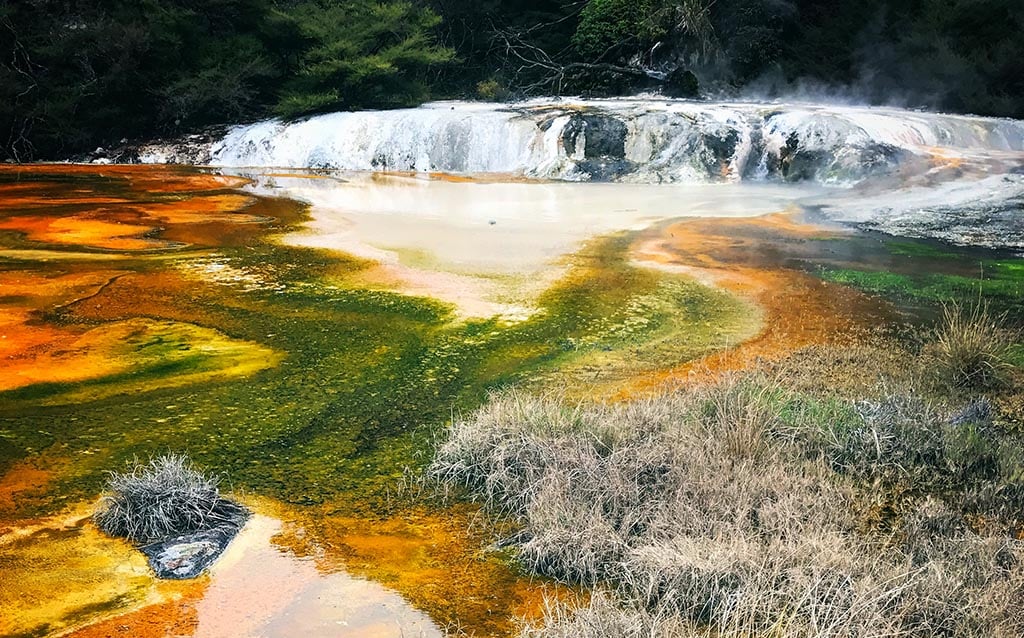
[{"left": 3, "top": 99, "right": 1024, "bottom": 637}]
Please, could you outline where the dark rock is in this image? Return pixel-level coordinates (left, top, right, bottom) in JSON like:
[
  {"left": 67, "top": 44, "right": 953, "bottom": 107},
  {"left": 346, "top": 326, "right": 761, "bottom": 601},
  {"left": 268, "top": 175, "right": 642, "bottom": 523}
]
[
  {"left": 581, "top": 114, "right": 628, "bottom": 159},
  {"left": 562, "top": 113, "right": 628, "bottom": 160},
  {"left": 577, "top": 158, "right": 636, "bottom": 181},
  {"left": 662, "top": 68, "right": 699, "bottom": 99},
  {"left": 701, "top": 127, "right": 740, "bottom": 178},
  {"left": 140, "top": 513, "right": 248, "bottom": 579},
  {"left": 111, "top": 149, "right": 141, "bottom": 164},
  {"left": 79, "top": 124, "right": 229, "bottom": 165},
  {"left": 780, "top": 132, "right": 823, "bottom": 181},
  {"left": 561, "top": 112, "right": 635, "bottom": 180},
  {"left": 780, "top": 131, "right": 905, "bottom": 183}
]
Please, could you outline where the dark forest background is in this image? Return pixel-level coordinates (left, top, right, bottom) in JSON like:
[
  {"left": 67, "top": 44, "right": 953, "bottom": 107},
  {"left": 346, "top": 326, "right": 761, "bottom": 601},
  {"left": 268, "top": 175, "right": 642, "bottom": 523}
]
[{"left": 2, "top": 0, "right": 1022, "bottom": 159}]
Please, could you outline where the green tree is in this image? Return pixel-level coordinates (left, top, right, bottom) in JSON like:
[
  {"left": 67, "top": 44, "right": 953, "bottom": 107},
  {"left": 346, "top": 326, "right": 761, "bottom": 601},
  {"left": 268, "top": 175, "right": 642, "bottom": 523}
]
[
  {"left": 572, "top": 0, "right": 715, "bottom": 63},
  {"left": 275, "top": 1, "right": 455, "bottom": 117}
]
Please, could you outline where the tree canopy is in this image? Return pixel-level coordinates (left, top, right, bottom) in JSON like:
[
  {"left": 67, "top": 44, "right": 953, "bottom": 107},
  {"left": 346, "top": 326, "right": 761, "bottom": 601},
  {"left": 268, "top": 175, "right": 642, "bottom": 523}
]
[
  {"left": 1, "top": 0, "right": 1022, "bottom": 159},
  {"left": 0, "top": 0, "right": 453, "bottom": 159}
]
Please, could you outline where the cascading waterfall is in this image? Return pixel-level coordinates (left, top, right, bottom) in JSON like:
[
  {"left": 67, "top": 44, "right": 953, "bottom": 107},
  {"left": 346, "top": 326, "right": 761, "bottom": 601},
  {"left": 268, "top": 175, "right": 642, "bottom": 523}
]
[
  {"left": 131, "top": 98, "right": 1024, "bottom": 250},
  {"left": 207, "top": 99, "right": 1024, "bottom": 186}
]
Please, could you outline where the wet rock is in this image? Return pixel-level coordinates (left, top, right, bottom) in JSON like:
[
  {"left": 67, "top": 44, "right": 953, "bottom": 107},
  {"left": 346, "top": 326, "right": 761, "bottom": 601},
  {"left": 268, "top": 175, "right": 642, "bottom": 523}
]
[
  {"left": 662, "top": 67, "right": 699, "bottom": 99},
  {"left": 576, "top": 158, "right": 636, "bottom": 181},
  {"left": 700, "top": 127, "right": 741, "bottom": 177},
  {"left": 140, "top": 515, "right": 248, "bottom": 579},
  {"left": 562, "top": 112, "right": 635, "bottom": 180},
  {"left": 779, "top": 130, "right": 905, "bottom": 183},
  {"left": 76, "top": 125, "right": 228, "bottom": 165},
  {"left": 851, "top": 174, "right": 1024, "bottom": 251},
  {"left": 562, "top": 113, "right": 627, "bottom": 159}
]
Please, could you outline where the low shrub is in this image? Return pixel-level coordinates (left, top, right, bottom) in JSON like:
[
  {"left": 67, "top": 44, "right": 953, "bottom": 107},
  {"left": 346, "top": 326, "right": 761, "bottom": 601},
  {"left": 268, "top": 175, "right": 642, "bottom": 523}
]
[
  {"left": 94, "top": 454, "right": 248, "bottom": 545},
  {"left": 826, "top": 393, "right": 1024, "bottom": 532}
]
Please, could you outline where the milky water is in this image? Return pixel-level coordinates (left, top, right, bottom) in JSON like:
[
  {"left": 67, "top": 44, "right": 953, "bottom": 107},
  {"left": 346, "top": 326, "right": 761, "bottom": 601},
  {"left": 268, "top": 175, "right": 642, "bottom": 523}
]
[
  {"left": 237, "top": 171, "right": 824, "bottom": 274},
  {"left": 199, "top": 99, "right": 1024, "bottom": 254}
]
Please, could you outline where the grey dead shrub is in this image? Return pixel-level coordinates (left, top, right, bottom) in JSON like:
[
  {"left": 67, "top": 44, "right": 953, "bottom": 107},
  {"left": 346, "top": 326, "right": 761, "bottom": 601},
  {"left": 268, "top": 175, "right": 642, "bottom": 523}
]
[
  {"left": 94, "top": 454, "right": 247, "bottom": 545},
  {"left": 827, "top": 392, "right": 1024, "bottom": 530},
  {"left": 431, "top": 376, "right": 1024, "bottom": 637}
]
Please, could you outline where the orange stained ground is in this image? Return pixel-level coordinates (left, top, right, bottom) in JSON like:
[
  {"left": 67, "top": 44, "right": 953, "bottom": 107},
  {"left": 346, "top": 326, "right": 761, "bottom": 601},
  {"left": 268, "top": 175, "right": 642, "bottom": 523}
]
[
  {"left": 616, "top": 213, "right": 897, "bottom": 398},
  {"left": 0, "top": 165, "right": 904, "bottom": 638},
  {"left": 0, "top": 166, "right": 281, "bottom": 393},
  {"left": 0, "top": 164, "right": 575, "bottom": 638},
  {"left": 0, "top": 458, "right": 62, "bottom": 523},
  {"left": 0, "top": 163, "right": 250, "bottom": 191},
  {"left": 0, "top": 270, "right": 137, "bottom": 391}
]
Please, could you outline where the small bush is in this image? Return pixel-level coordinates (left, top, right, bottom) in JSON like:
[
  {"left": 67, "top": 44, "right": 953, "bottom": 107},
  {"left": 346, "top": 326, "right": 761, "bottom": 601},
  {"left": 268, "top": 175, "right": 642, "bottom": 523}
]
[
  {"left": 476, "top": 78, "right": 509, "bottom": 102},
  {"left": 94, "top": 454, "right": 247, "bottom": 545},
  {"left": 521, "top": 591, "right": 691, "bottom": 638},
  {"left": 924, "top": 302, "right": 1017, "bottom": 391},
  {"left": 825, "top": 393, "right": 1024, "bottom": 532}
]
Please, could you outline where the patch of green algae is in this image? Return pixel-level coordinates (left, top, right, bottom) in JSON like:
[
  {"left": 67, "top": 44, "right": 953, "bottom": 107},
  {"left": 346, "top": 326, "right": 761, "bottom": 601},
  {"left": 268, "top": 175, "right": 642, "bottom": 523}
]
[
  {"left": 819, "top": 264, "right": 1024, "bottom": 310},
  {"left": 814, "top": 239, "right": 1024, "bottom": 374},
  {"left": 816, "top": 235, "right": 1024, "bottom": 316},
  {"left": 0, "top": 231, "right": 753, "bottom": 519}
]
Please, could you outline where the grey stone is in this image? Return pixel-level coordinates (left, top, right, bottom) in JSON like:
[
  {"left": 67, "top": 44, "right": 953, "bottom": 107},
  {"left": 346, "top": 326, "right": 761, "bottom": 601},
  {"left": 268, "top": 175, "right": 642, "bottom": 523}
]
[{"left": 140, "top": 520, "right": 246, "bottom": 580}]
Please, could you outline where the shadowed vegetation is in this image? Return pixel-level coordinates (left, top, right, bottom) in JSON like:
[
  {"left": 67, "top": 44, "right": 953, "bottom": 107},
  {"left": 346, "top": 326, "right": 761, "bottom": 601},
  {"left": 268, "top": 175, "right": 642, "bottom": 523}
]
[{"left": 2, "top": 0, "right": 1023, "bottom": 158}]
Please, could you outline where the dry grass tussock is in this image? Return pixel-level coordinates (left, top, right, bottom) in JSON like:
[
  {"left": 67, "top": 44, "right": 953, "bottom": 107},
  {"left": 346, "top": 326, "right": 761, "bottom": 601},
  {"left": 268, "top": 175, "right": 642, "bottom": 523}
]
[
  {"left": 94, "top": 454, "right": 248, "bottom": 545},
  {"left": 430, "top": 376, "right": 1024, "bottom": 637},
  {"left": 924, "top": 301, "right": 1019, "bottom": 392}
]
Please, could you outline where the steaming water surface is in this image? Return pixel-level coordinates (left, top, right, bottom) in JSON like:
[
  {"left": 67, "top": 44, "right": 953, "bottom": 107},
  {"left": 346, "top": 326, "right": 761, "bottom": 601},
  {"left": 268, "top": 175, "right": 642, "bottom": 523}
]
[{"left": 238, "top": 172, "right": 825, "bottom": 302}]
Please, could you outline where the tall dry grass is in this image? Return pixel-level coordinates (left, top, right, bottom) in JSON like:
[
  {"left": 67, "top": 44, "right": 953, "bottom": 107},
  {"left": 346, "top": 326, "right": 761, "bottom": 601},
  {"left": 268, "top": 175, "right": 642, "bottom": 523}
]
[
  {"left": 430, "top": 375, "right": 1024, "bottom": 637},
  {"left": 924, "top": 301, "right": 1018, "bottom": 392}
]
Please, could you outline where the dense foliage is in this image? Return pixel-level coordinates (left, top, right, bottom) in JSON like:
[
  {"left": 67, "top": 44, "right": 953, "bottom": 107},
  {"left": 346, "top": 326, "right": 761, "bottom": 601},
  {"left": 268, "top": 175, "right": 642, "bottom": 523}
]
[
  {"left": 1, "top": 0, "right": 1022, "bottom": 158},
  {"left": 0, "top": 0, "right": 453, "bottom": 158}
]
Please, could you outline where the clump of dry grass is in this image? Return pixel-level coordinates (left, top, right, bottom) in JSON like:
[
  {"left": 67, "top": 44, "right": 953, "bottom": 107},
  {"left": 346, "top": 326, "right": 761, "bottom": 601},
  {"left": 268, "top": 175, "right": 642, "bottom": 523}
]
[
  {"left": 924, "top": 301, "right": 1018, "bottom": 392},
  {"left": 431, "top": 376, "right": 1024, "bottom": 637},
  {"left": 520, "top": 591, "right": 692, "bottom": 638},
  {"left": 94, "top": 454, "right": 248, "bottom": 545}
]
